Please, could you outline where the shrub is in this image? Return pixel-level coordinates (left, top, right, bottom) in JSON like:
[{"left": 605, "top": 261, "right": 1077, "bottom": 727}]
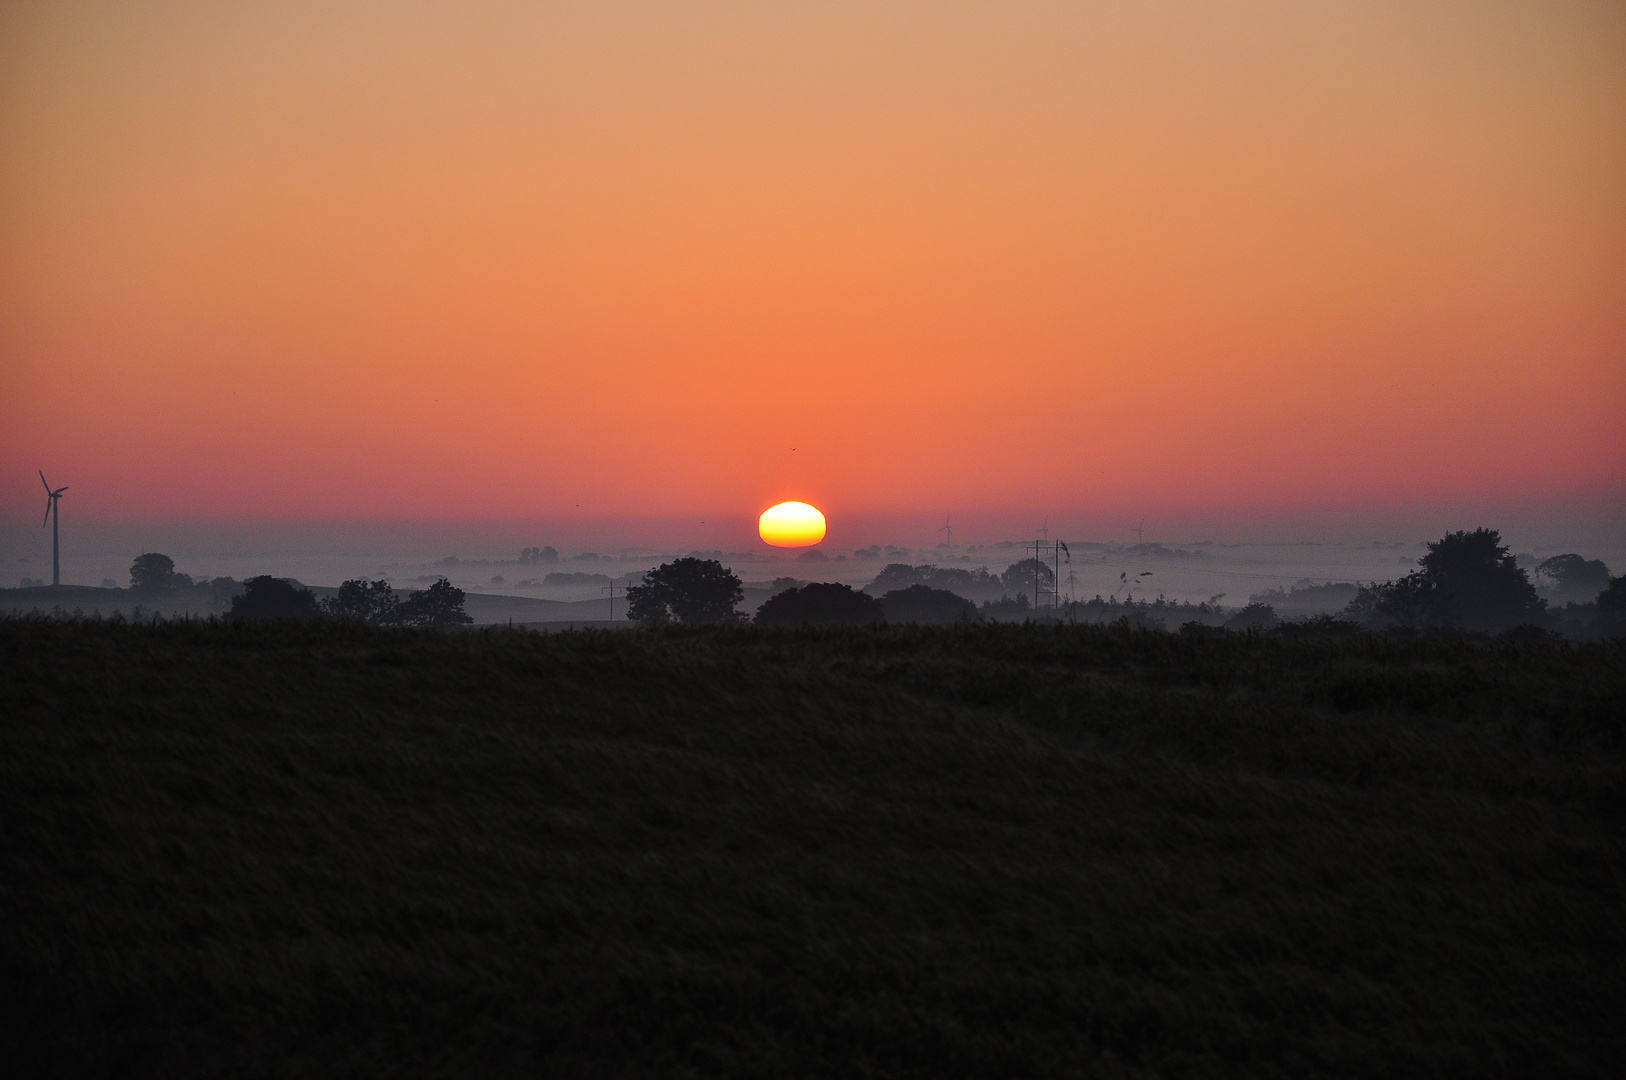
[
  {"left": 228, "top": 577, "right": 321, "bottom": 621},
  {"left": 881, "top": 585, "right": 978, "bottom": 625},
  {"left": 756, "top": 582, "right": 882, "bottom": 627}
]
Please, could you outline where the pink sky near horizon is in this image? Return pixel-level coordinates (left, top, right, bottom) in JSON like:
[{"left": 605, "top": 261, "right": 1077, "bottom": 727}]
[{"left": 3, "top": 1, "right": 1623, "bottom": 534}]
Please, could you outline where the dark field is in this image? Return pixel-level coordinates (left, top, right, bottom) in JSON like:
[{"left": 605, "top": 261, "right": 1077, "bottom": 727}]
[{"left": 3, "top": 619, "right": 1623, "bottom": 1078}]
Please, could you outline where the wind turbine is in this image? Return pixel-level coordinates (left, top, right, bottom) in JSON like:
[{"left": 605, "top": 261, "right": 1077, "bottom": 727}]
[
  {"left": 39, "top": 471, "right": 67, "bottom": 587},
  {"left": 1133, "top": 518, "right": 1145, "bottom": 544},
  {"left": 938, "top": 513, "right": 952, "bottom": 547}
]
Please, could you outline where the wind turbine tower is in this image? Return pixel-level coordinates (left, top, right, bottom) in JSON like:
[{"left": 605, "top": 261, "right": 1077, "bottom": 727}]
[
  {"left": 1133, "top": 518, "right": 1146, "bottom": 544},
  {"left": 938, "top": 513, "right": 952, "bottom": 546},
  {"left": 39, "top": 471, "right": 68, "bottom": 587}
]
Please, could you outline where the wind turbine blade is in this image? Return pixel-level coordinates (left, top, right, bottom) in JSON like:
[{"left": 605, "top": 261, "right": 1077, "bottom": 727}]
[
  {"left": 43, "top": 500, "right": 52, "bottom": 527},
  {"left": 40, "top": 470, "right": 51, "bottom": 494},
  {"left": 54, "top": 486, "right": 68, "bottom": 495}
]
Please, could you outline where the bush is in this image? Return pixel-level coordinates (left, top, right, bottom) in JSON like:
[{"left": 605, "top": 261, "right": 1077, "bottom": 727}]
[
  {"left": 881, "top": 585, "right": 978, "bottom": 625},
  {"left": 756, "top": 582, "right": 882, "bottom": 627},
  {"left": 228, "top": 577, "right": 321, "bottom": 621}
]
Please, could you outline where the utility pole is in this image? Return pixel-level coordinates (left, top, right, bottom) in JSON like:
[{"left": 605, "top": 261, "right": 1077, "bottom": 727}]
[
  {"left": 601, "top": 582, "right": 619, "bottom": 622},
  {"left": 1034, "top": 538, "right": 1042, "bottom": 616},
  {"left": 1061, "top": 541, "right": 1076, "bottom": 619},
  {"left": 1054, "top": 540, "right": 1061, "bottom": 616}
]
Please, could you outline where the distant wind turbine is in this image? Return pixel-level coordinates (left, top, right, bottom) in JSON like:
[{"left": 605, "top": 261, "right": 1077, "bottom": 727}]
[
  {"left": 1133, "top": 518, "right": 1145, "bottom": 544},
  {"left": 938, "top": 513, "right": 952, "bottom": 546},
  {"left": 39, "top": 471, "right": 67, "bottom": 587}
]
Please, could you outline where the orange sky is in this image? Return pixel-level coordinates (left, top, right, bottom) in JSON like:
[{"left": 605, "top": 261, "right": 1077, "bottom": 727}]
[{"left": 2, "top": 1, "right": 1623, "bottom": 527}]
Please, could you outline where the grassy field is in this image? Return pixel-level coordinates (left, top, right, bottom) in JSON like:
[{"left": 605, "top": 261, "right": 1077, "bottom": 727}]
[{"left": 3, "top": 618, "right": 1623, "bottom": 1078}]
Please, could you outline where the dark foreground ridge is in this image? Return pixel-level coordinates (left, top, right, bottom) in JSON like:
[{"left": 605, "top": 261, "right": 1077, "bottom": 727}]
[{"left": 3, "top": 619, "right": 1623, "bottom": 1078}]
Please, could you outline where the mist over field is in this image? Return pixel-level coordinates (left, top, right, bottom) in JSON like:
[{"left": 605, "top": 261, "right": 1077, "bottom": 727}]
[{"left": 3, "top": 500, "right": 1622, "bottom": 626}]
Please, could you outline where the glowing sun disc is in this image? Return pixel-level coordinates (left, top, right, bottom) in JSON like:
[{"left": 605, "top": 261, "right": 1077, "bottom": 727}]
[{"left": 759, "top": 501, "right": 827, "bottom": 547}]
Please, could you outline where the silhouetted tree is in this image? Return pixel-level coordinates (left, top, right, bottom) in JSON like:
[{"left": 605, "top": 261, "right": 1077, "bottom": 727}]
[
  {"left": 1593, "top": 575, "right": 1626, "bottom": 637},
  {"left": 866, "top": 563, "right": 996, "bottom": 595},
  {"left": 626, "top": 558, "right": 742, "bottom": 624},
  {"left": 324, "top": 579, "right": 398, "bottom": 624},
  {"left": 1535, "top": 554, "right": 1611, "bottom": 605},
  {"left": 868, "top": 563, "right": 929, "bottom": 592},
  {"left": 1000, "top": 559, "right": 1055, "bottom": 596},
  {"left": 229, "top": 576, "right": 321, "bottom": 621},
  {"left": 1600, "top": 575, "right": 1626, "bottom": 615},
  {"left": 129, "top": 553, "right": 191, "bottom": 596},
  {"left": 394, "top": 578, "right": 473, "bottom": 629},
  {"left": 1416, "top": 528, "right": 1544, "bottom": 631},
  {"left": 881, "top": 585, "right": 978, "bottom": 625},
  {"left": 1347, "top": 528, "right": 1544, "bottom": 632},
  {"left": 755, "top": 582, "right": 882, "bottom": 627}
]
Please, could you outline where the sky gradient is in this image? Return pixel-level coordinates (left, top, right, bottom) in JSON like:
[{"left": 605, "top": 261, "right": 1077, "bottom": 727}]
[{"left": 3, "top": 1, "right": 1623, "bottom": 534}]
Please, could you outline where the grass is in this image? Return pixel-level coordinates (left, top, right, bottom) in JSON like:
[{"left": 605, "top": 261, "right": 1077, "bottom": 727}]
[{"left": 2, "top": 617, "right": 1623, "bottom": 1077}]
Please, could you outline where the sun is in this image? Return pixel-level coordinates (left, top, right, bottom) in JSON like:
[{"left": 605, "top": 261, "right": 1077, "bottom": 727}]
[{"left": 759, "top": 501, "right": 827, "bottom": 547}]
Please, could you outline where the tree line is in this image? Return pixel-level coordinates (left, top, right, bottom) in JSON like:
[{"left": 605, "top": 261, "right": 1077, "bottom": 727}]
[
  {"left": 235, "top": 576, "right": 473, "bottom": 628},
  {"left": 625, "top": 529, "right": 1624, "bottom": 636},
  {"left": 109, "top": 528, "right": 1626, "bottom": 636},
  {"left": 122, "top": 553, "right": 472, "bottom": 627},
  {"left": 626, "top": 557, "right": 976, "bottom": 626}
]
